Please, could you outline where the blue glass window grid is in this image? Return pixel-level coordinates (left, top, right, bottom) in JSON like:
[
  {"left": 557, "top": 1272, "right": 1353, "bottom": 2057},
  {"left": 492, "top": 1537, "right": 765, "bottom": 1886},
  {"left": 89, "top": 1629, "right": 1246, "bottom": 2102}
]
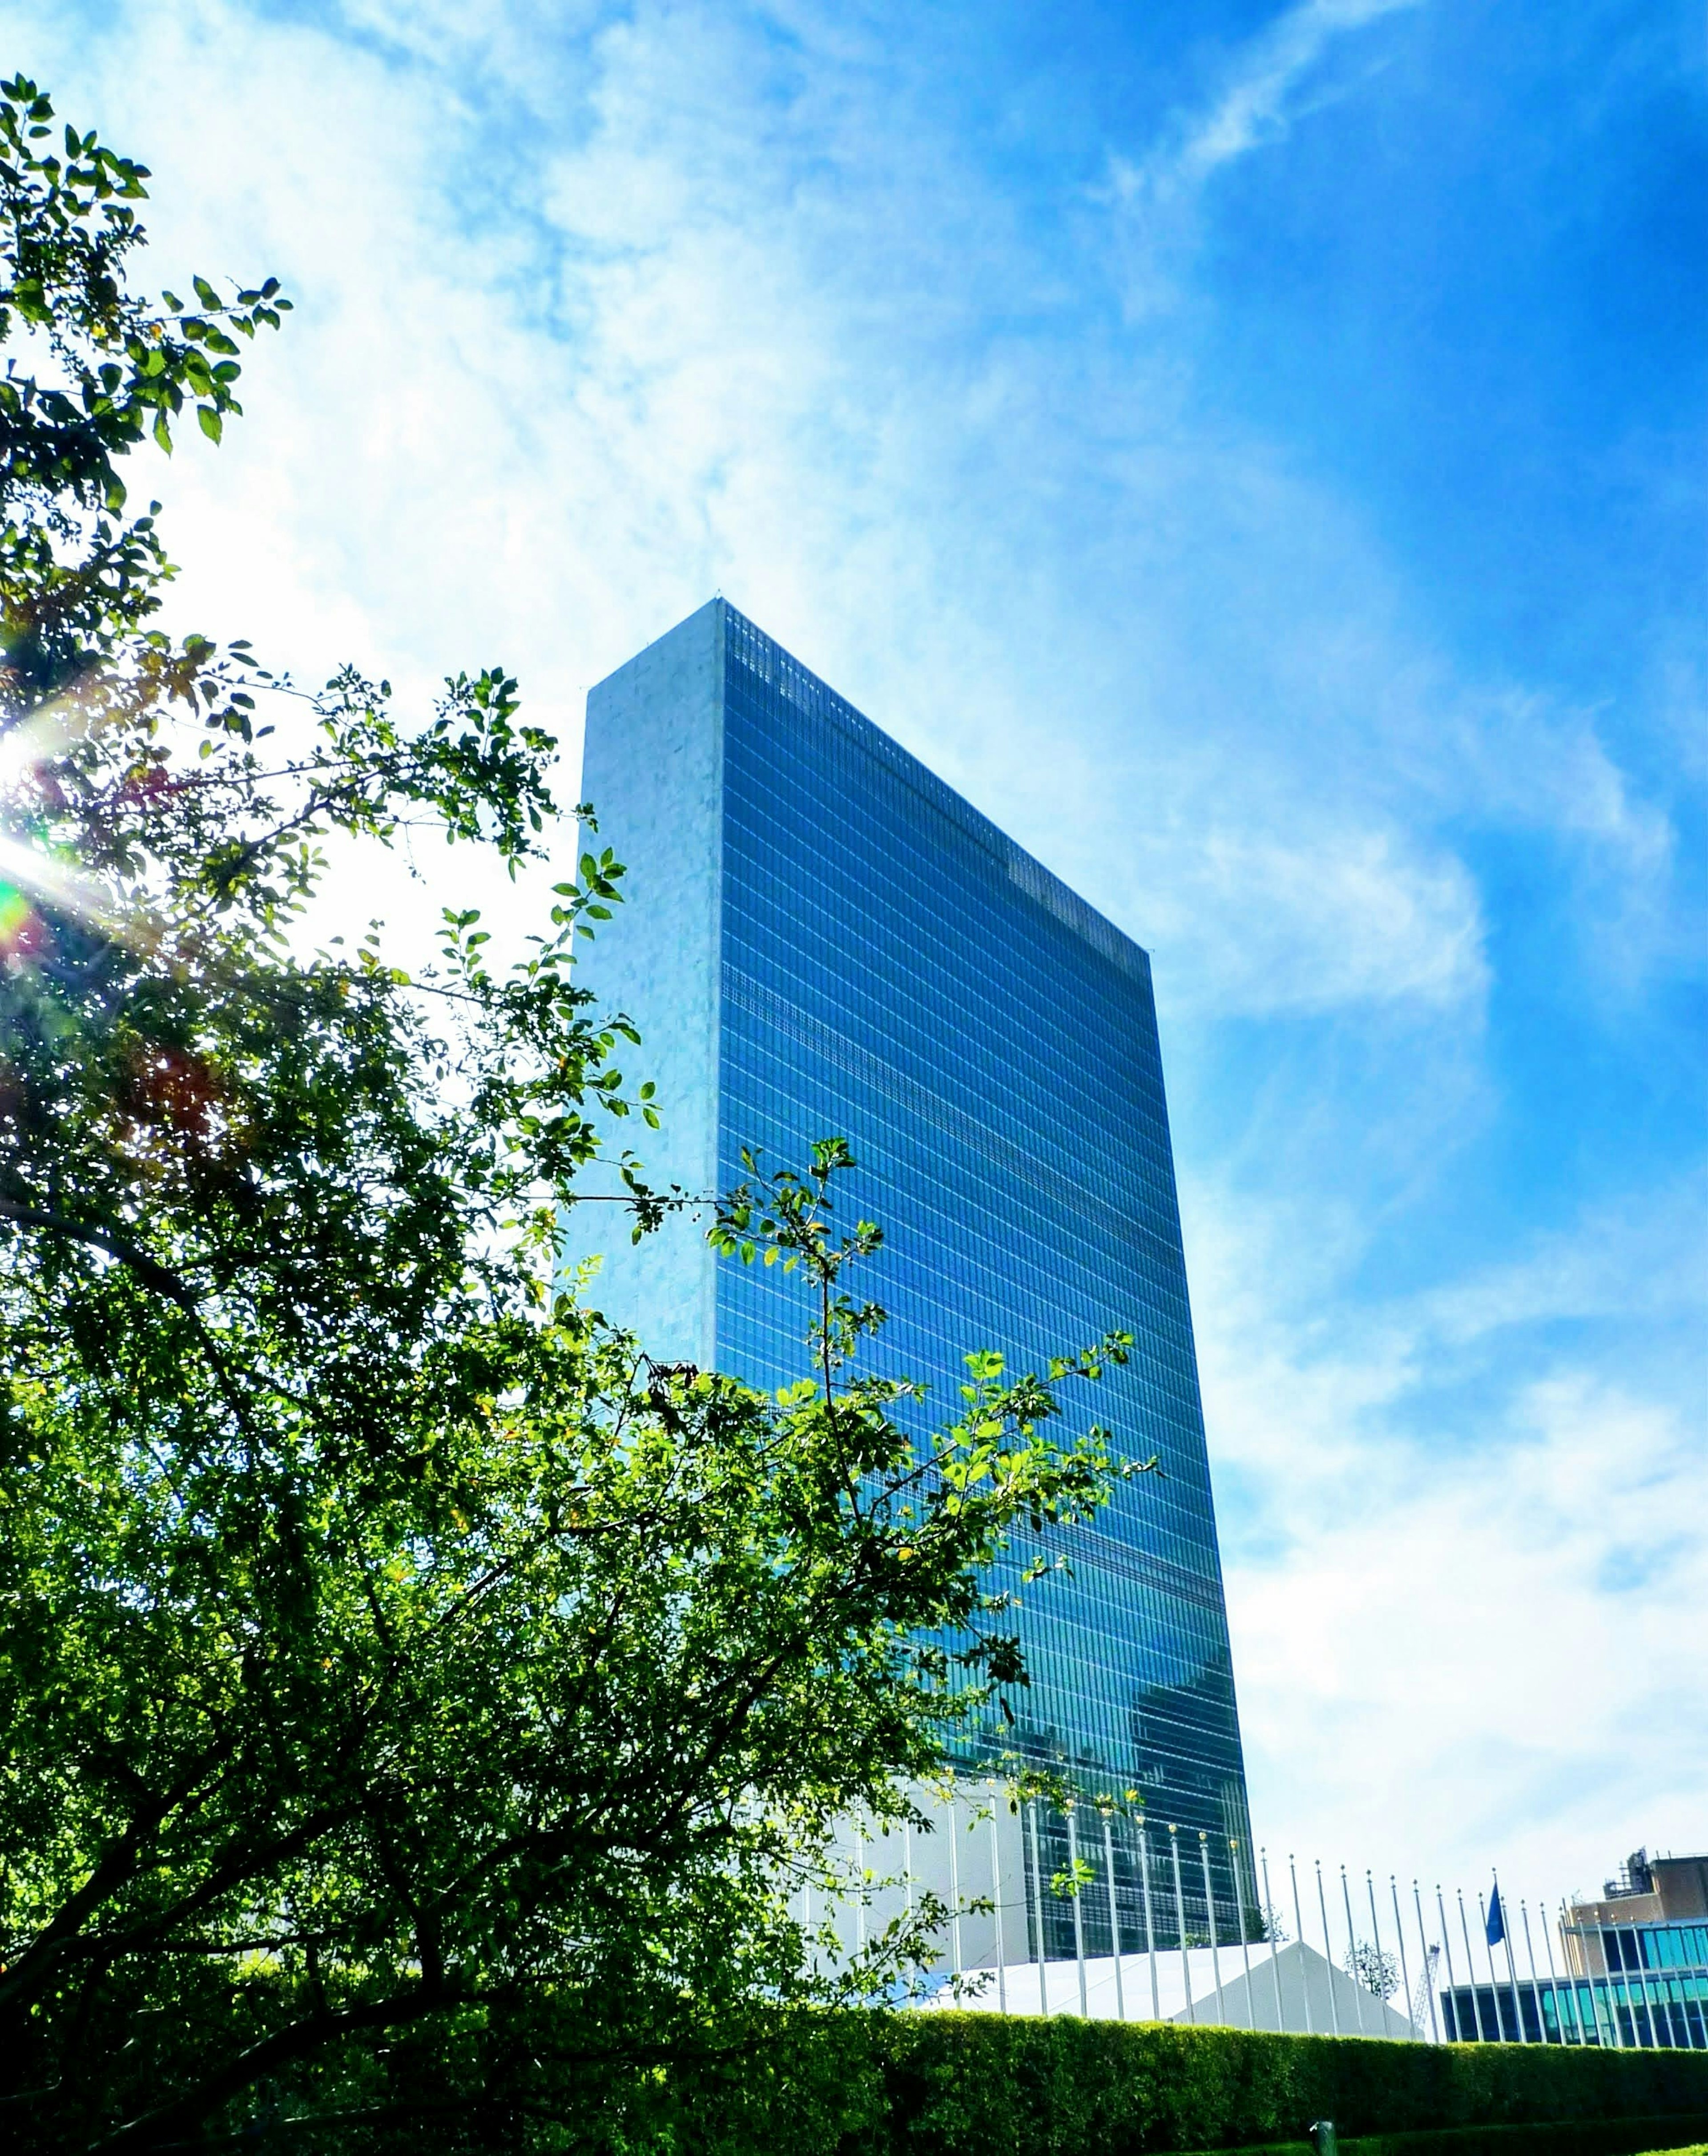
[{"left": 709, "top": 611, "right": 1252, "bottom": 1931}]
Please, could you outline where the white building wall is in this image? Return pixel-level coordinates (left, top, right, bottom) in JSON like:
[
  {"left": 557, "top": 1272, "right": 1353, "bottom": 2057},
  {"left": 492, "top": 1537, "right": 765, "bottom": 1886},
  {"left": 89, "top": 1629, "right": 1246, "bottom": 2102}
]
[{"left": 561, "top": 600, "right": 724, "bottom": 1364}]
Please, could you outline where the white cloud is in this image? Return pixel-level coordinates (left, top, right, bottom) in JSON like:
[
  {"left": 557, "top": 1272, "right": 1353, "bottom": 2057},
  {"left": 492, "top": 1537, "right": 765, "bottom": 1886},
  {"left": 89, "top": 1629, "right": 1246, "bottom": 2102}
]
[
  {"left": 1170, "top": 0, "right": 1423, "bottom": 188},
  {"left": 1102, "top": 0, "right": 1423, "bottom": 315},
  {"left": 1152, "top": 824, "right": 1485, "bottom": 1015},
  {"left": 19, "top": 0, "right": 1664, "bottom": 1021},
  {"left": 1231, "top": 1375, "right": 1708, "bottom": 1897},
  {"left": 1417, "top": 1181, "right": 1708, "bottom": 1346},
  {"left": 1190, "top": 1172, "right": 1708, "bottom": 1895}
]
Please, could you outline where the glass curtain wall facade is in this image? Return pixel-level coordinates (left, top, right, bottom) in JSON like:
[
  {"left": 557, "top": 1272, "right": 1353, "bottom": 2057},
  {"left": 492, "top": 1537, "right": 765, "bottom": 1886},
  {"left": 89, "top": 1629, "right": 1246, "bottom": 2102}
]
[
  {"left": 570, "top": 600, "right": 1253, "bottom": 1954},
  {"left": 1440, "top": 1966, "right": 1708, "bottom": 2048}
]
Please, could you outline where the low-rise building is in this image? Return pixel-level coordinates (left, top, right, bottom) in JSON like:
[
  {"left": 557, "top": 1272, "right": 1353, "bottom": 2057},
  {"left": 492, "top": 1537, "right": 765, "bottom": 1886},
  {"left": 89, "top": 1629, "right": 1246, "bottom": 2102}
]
[
  {"left": 1563, "top": 1849, "right": 1708, "bottom": 1980},
  {"left": 1439, "top": 1845, "right": 1708, "bottom": 2048}
]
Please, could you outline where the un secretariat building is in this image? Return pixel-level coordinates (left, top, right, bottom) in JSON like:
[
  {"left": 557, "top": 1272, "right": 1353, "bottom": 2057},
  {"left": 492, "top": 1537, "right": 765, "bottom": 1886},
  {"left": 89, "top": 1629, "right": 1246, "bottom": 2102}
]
[{"left": 566, "top": 599, "right": 1252, "bottom": 1933}]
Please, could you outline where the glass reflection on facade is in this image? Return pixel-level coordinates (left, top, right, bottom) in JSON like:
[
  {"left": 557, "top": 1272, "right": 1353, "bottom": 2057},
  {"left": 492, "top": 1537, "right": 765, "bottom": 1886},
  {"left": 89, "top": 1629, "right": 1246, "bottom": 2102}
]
[
  {"left": 1439, "top": 1970, "right": 1708, "bottom": 2048},
  {"left": 570, "top": 600, "right": 1254, "bottom": 1950}
]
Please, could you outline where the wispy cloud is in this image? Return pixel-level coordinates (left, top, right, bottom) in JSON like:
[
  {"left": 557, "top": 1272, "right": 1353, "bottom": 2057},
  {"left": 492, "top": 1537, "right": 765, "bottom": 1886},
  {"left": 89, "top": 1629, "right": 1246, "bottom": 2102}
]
[
  {"left": 1190, "top": 1168, "right": 1708, "bottom": 1885},
  {"left": 1101, "top": 0, "right": 1424, "bottom": 293},
  {"left": 25, "top": 0, "right": 1662, "bottom": 1022},
  {"left": 1228, "top": 1366, "right": 1708, "bottom": 1892},
  {"left": 1108, "top": 0, "right": 1422, "bottom": 200},
  {"left": 1176, "top": 0, "right": 1423, "bottom": 186}
]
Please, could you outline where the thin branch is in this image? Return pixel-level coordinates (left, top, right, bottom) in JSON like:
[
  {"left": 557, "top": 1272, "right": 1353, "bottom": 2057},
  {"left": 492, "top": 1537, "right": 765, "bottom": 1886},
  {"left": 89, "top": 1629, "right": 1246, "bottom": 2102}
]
[
  {"left": 0, "top": 1194, "right": 261, "bottom": 1443},
  {"left": 89, "top": 1983, "right": 464, "bottom": 2154}
]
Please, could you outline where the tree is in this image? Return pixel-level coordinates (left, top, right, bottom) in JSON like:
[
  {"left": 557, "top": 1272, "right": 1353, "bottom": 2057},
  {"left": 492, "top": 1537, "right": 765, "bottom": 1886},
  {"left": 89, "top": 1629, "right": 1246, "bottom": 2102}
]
[
  {"left": 1346, "top": 1940, "right": 1401, "bottom": 2002},
  {"left": 1256, "top": 1902, "right": 1290, "bottom": 1946},
  {"left": 0, "top": 80, "right": 1131, "bottom": 2152}
]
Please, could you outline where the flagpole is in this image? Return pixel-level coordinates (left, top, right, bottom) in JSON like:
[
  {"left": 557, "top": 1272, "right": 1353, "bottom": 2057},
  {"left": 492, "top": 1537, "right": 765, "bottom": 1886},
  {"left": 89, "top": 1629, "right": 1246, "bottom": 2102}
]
[
  {"left": 990, "top": 1800, "right": 1007, "bottom": 2017},
  {"left": 1368, "top": 1869, "right": 1399, "bottom": 2037},
  {"left": 1390, "top": 1876, "right": 1417, "bottom": 2042},
  {"left": 1476, "top": 1890, "right": 1503, "bottom": 2039},
  {"left": 1028, "top": 1802, "right": 1048, "bottom": 2016},
  {"left": 1171, "top": 1825, "right": 1195, "bottom": 2024},
  {"left": 1613, "top": 1903, "right": 1653, "bottom": 2047},
  {"left": 1592, "top": 1903, "right": 1625, "bottom": 2048},
  {"left": 949, "top": 1787, "right": 963, "bottom": 1982},
  {"left": 1539, "top": 1897, "right": 1574, "bottom": 2045},
  {"left": 1627, "top": 1908, "right": 1657, "bottom": 2047},
  {"left": 1621, "top": 1926, "right": 1648, "bottom": 2047},
  {"left": 1102, "top": 1811, "right": 1125, "bottom": 2023},
  {"left": 1140, "top": 1821, "right": 1160, "bottom": 2021},
  {"left": 1633, "top": 1942, "right": 1659, "bottom": 2048},
  {"left": 1262, "top": 1849, "right": 1288, "bottom": 2033},
  {"left": 1316, "top": 1860, "right": 1343, "bottom": 2037},
  {"left": 1457, "top": 1891, "right": 1485, "bottom": 2041},
  {"left": 1414, "top": 1881, "right": 1442, "bottom": 2043},
  {"left": 1494, "top": 1873, "right": 1524, "bottom": 2041},
  {"left": 1068, "top": 1802, "right": 1088, "bottom": 2017},
  {"left": 1291, "top": 1855, "right": 1315, "bottom": 2035},
  {"left": 1341, "top": 1864, "right": 1371, "bottom": 2035},
  {"left": 1657, "top": 1953, "right": 1688, "bottom": 2049},
  {"left": 1572, "top": 1900, "right": 1605, "bottom": 2045},
  {"left": 1233, "top": 1839, "right": 1255, "bottom": 2029},
  {"left": 1640, "top": 1929, "right": 1670, "bottom": 2048},
  {"left": 1580, "top": 1898, "right": 1621, "bottom": 2048},
  {"left": 1437, "top": 1887, "right": 1460, "bottom": 2039},
  {"left": 1519, "top": 1899, "right": 1548, "bottom": 2044},
  {"left": 1201, "top": 1834, "right": 1227, "bottom": 2025},
  {"left": 1652, "top": 1948, "right": 1682, "bottom": 2048}
]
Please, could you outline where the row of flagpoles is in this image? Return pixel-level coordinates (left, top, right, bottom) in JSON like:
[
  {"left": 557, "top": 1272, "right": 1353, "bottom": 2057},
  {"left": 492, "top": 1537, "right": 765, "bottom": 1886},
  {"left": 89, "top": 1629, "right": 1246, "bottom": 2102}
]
[{"left": 818, "top": 1793, "right": 1706, "bottom": 2047}]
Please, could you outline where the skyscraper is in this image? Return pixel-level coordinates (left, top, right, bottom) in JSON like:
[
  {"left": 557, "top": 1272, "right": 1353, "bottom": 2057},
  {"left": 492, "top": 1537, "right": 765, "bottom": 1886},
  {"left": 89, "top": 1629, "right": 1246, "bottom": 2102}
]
[{"left": 567, "top": 599, "right": 1252, "bottom": 1939}]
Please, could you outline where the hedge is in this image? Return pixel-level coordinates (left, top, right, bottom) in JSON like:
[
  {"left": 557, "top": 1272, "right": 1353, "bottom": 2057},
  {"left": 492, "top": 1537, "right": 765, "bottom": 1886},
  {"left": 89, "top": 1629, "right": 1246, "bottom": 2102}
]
[
  {"left": 1199, "top": 2125, "right": 1708, "bottom": 2156},
  {"left": 830, "top": 2016, "right": 1708, "bottom": 2156},
  {"left": 226, "top": 2003, "right": 1708, "bottom": 2152}
]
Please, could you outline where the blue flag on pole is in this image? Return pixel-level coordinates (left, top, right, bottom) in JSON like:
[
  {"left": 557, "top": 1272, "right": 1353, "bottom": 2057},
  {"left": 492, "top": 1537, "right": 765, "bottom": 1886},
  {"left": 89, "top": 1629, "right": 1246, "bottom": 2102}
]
[{"left": 1486, "top": 1882, "right": 1506, "bottom": 1947}]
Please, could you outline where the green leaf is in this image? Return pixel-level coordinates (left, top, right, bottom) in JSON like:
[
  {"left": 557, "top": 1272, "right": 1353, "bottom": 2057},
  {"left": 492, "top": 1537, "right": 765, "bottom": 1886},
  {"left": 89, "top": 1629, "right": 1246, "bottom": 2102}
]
[{"left": 197, "top": 405, "right": 222, "bottom": 444}]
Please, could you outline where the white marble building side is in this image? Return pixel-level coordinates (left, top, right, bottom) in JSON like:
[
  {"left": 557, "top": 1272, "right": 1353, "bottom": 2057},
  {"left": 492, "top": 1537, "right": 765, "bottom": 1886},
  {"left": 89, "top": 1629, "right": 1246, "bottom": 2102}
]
[{"left": 559, "top": 600, "right": 724, "bottom": 1365}]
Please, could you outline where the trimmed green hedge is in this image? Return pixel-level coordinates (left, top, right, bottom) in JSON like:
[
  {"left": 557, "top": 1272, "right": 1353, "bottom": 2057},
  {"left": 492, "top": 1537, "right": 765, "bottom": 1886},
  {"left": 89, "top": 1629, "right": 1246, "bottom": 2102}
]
[
  {"left": 234, "top": 2002, "right": 1708, "bottom": 2152},
  {"left": 1209, "top": 2123, "right": 1708, "bottom": 2156},
  {"left": 830, "top": 2016, "right": 1708, "bottom": 2155}
]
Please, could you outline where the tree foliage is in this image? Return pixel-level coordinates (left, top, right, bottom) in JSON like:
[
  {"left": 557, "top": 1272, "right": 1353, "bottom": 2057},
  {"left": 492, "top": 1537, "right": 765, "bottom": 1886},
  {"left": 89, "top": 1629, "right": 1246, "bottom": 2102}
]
[
  {"left": 0, "top": 81, "right": 1131, "bottom": 2152},
  {"left": 1347, "top": 1941, "right": 1403, "bottom": 2003}
]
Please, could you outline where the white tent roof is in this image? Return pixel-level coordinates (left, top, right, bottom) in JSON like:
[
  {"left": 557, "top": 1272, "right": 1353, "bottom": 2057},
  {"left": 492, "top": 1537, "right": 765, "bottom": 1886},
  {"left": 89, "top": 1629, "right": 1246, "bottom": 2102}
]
[{"left": 924, "top": 1937, "right": 1417, "bottom": 2040}]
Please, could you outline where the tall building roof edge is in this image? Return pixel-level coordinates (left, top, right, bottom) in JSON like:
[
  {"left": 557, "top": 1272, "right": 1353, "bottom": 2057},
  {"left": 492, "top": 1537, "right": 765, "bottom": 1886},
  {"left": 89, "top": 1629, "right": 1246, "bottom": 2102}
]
[{"left": 708, "top": 596, "right": 1155, "bottom": 982}]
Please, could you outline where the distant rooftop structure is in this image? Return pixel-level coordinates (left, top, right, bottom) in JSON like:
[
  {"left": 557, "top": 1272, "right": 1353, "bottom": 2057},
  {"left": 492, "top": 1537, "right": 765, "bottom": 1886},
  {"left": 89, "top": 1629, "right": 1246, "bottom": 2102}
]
[
  {"left": 1559, "top": 1847, "right": 1708, "bottom": 1988},
  {"left": 1571, "top": 1850, "right": 1708, "bottom": 1932}
]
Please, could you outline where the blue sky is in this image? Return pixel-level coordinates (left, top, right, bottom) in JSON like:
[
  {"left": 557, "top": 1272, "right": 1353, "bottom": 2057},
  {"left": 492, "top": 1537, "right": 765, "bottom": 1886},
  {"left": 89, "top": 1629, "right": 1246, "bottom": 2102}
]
[{"left": 16, "top": 0, "right": 1705, "bottom": 1899}]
